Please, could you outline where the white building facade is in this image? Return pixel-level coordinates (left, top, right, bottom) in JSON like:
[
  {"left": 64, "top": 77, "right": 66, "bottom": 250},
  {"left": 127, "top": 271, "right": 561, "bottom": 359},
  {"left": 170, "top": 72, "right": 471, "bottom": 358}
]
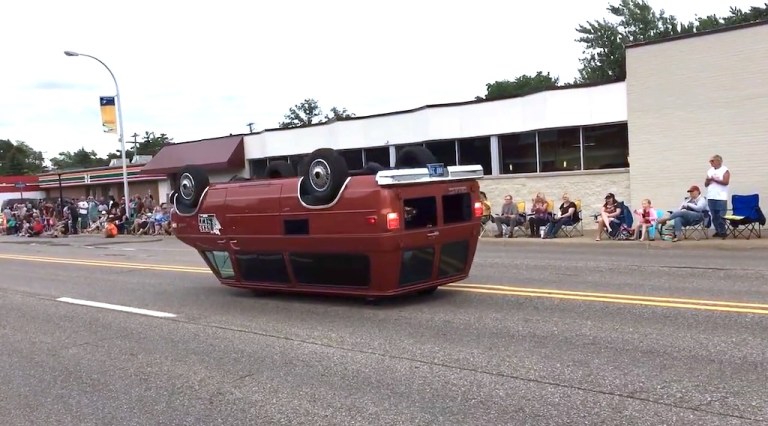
[
  {"left": 242, "top": 82, "right": 630, "bottom": 226},
  {"left": 626, "top": 20, "right": 768, "bottom": 211}
]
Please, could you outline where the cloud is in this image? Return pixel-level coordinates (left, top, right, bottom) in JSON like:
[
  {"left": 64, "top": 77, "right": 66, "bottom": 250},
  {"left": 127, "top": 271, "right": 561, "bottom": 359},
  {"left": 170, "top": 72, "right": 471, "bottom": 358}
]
[
  {"left": 0, "top": 0, "right": 760, "bottom": 161},
  {"left": 29, "top": 81, "right": 96, "bottom": 91}
]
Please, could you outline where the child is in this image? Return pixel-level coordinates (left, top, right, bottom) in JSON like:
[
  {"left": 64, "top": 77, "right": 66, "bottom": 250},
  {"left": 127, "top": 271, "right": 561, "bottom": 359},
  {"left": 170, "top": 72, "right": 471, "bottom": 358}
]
[{"left": 632, "top": 198, "right": 657, "bottom": 241}]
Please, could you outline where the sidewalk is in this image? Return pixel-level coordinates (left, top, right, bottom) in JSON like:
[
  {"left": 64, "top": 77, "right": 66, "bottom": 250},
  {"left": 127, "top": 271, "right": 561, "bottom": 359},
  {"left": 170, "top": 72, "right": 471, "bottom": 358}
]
[
  {"left": 481, "top": 228, "right": 768, "bottom": 249},
  {"left": 0, "top": 233, "right": 170, "bottom": 246}
]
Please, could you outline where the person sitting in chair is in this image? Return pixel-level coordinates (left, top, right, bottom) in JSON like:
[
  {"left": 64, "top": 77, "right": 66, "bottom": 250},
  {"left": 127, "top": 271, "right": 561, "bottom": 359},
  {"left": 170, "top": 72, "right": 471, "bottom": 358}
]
[
  {"left": 595, "top": 193, "right": 621, "bottom": 241},
  {"left": 478, "top": 191, "right": 492, "bottom": 232},
  {"left": 494, "top": 194, "right": 519, "bottom": 238},
  {"left": 543, "top": 193, "right": 577, "bottom": 239},
  {"left": 657, "top": 185, "right": 708, "bottom": 242}
]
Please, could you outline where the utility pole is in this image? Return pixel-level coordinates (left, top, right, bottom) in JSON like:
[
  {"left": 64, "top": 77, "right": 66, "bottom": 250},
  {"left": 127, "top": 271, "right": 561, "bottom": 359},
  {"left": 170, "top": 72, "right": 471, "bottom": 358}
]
[
  {"left": 247, "top": 122, "right": 255, "bottom": 133},
  {"left": 130, "top": 132, "right": 140, "bottom": 155}
]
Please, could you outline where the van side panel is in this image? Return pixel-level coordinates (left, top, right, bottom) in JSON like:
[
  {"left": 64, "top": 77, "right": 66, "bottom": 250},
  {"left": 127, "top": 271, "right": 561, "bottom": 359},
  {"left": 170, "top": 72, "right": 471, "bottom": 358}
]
[
  {"left": 278, "top": 175, "right": 393, "bottom": 237},
  {"left": 224, "top": 182, "right": 283, "bottom": 236}
]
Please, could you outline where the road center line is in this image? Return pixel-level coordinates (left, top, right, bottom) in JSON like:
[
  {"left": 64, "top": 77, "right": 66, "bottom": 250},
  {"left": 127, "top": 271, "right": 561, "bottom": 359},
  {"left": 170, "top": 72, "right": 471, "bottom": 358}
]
[
  {"left": 5, "top": 252, "right": 768, "bottom": 316},
  {"left": 56, "top": 297, "right": 177, "bottom": 318}
]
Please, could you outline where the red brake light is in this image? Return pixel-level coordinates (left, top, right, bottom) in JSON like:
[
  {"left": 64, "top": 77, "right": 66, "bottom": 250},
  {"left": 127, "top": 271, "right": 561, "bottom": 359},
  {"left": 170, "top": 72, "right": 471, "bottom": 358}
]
[
  {"left": 473, "top": 201, "right": 483, "bottom": 218},
  {"left": 365, "top": 216, "right": 377, "bottom": 225},
  {"left": 386, "top": 212, "right": 400, "bottom": 230}
]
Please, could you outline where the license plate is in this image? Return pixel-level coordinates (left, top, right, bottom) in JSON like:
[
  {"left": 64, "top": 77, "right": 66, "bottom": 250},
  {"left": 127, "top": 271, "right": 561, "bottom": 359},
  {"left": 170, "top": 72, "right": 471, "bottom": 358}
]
[
  {"left": 198, "top": 214, "right": 222, "bottom": 235},
  {"left": 427, "top": 163, "right": 447, "bottom": 178}
]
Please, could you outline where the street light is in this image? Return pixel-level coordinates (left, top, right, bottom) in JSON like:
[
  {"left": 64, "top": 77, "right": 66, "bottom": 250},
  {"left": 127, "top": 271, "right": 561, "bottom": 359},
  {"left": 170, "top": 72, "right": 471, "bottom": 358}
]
[
  {"left": 56, "top": 171, "right": 64, "bottom": 217},
  {"left": 64, "top": 50, "right": 129, "bottom": 205}
]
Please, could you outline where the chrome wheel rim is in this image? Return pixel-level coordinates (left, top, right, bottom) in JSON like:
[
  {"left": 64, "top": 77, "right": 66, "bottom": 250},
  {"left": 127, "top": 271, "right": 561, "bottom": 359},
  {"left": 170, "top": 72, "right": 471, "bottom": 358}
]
[
  {"left": 308, "top": 159, "right": 331, "bottom": 191},
  {"left": 180, "top": 173, "right": 195, "bottom": 200}
]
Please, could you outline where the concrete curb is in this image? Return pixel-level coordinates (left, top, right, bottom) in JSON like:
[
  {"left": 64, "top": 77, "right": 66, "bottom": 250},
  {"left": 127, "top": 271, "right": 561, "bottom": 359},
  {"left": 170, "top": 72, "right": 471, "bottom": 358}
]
[{"left": 479, "top": 234, "right": 768, "bottom": 250}]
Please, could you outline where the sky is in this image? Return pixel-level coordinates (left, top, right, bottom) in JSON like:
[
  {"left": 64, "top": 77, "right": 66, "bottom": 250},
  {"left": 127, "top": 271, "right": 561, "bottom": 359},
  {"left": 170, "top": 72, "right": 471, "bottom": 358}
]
[{"left": 0, "top": 0, "right": 760, "bottom": 161}]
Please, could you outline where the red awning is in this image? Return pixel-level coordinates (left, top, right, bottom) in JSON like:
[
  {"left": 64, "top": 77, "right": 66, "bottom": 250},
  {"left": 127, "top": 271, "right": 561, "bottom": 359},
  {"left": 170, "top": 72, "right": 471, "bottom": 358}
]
[{"left": 140, "top": 135, "right": 245, "bottom": 175}]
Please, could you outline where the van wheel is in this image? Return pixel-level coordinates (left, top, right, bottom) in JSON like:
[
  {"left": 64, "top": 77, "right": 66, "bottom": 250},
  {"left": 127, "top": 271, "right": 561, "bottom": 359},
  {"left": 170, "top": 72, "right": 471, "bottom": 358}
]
[
  {"left": 174, "top": 165, "right": 209, "bottom": 214},
  {"left": 299, "top": 148, "right": 349, "bottom": 206},
  {"left": 265, "top": 160, "right": 295, "bottom": 178},
  {"left": 363, "top": 161, "right": 386, "bottom": 174},
  {"left": 395, "top": 146, "right": 437, "bottom": 169}
]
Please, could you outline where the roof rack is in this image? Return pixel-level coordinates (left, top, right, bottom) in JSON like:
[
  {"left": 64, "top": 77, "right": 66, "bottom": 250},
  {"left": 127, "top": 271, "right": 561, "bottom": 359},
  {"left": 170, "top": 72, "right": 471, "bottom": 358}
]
[{"left": 375, "top": 164, "right": 484, "bottom": 186}]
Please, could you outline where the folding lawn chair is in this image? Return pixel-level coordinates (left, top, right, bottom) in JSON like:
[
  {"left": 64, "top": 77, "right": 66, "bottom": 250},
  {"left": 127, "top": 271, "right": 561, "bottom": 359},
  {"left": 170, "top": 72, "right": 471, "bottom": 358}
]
[
  {"left": 559, "top": 199, "right": 584, "bottom": 237},
  {"left": 682, "top": 209, "right": 711, "bottom": 240},
  {"left": 479, "top": 215, "right": 494, "bottom": 238},
  {"left": 724, "top": 194, "right": 765, "bottom": 239}
]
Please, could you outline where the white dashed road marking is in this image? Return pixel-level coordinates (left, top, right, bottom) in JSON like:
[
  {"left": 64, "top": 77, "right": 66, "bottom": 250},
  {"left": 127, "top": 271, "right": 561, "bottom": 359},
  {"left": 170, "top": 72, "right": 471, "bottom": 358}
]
[{"left": 56, "top": 297, "right": 177, "bottom": 318}]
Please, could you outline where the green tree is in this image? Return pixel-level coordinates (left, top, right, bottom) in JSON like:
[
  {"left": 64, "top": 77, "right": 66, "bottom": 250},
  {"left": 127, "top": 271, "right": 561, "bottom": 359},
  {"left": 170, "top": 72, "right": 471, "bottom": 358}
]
[
  {"left": 279, "top": 99, "right": 355, "bottom": 128},
  {"left": 134, "top": 131, "right": 173, "bottom": 156},
  {"left": 574, "top": 0, "right": 768, "bottom": 83},
  {"left": 49, "top": 148, "right": 109, "bottom": 170},
  {"left": 324, "top": 106, "right": 355, "bottom": 121},
  {"left": 477, "top": 71, "right": 561, "bottom": 100},
  {"left": 0, "top": 139, "right": 46, "bottom": 175}
]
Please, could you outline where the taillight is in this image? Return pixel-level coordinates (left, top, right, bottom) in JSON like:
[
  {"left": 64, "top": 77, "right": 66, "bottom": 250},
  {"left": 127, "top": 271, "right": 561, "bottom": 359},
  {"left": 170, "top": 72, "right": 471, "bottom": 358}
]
[
  {"left": 473, "top": 201, "right": 483, "bottom": 218},
  {"left": 386, "top": 212, "right": 400, "bottom": 230},
  {"left": 365, "top": 216, "right": 377, "bottom": 225}
]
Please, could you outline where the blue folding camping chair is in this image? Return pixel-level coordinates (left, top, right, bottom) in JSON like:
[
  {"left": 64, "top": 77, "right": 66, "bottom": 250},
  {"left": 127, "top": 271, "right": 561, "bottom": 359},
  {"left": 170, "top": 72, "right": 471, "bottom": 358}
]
[{"left": 724, "top": 194, "right": 765, "bottom": 239}]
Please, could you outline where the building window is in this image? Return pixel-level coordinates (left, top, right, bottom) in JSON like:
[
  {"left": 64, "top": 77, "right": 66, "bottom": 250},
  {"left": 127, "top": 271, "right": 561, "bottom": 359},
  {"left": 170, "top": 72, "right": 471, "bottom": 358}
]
[
  {"left": 582, "top": 123, "right": 629, "bottom": 170},
  {"left": 424, "top": 140, "right": 457, "bottom": 166},
  {"left": 537, "top": 128, "right": 581, "bottom": 172},
  {"left": 288, "top": 154, "right": 307, "bottom": 174},
  {"left": 457, "top": 137, "right": 492, "bottom": 175},
  {"left": 249, "top": 159, "right": 267, "bottom": 178},
  {"left": 339, "top": 149, "right": 363, "bottom": 169},
  {"left": 363, "top": 147, "right": 390, "bottom": 167},
  {"left": 498, "top": 132, "right": 537, "bottom": 174}
]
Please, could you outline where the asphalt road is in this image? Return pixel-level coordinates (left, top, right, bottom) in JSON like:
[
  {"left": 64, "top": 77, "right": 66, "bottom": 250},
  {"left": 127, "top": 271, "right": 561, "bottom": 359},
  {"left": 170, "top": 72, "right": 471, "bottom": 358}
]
[{"left": 1, "top": 235, "right": 767, "bottom": 425}]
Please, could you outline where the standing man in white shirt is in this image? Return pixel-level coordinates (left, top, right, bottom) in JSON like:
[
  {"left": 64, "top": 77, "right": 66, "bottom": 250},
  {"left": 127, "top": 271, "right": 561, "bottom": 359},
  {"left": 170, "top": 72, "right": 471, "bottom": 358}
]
[
  {"left": 77, "top": 197, "right": 89, "bottom": 232},
  {"left": 704, "top": 154, "right": 730, "bottom": 239}
]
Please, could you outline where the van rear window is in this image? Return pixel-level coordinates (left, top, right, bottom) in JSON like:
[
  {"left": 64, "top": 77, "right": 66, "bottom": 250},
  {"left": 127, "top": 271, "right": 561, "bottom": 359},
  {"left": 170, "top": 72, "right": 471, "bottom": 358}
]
[
  {"left": 399, "top": 247, "right": 434, "bottom": 286},
  {"left": 442, "top": 193, "right": 472, "bottom": 224},
  {"left": 438, "top": 240, "right": 469, "bottom": 278},
  {"left": 403, "top": 197, "right": 437, "bottom": 229}
]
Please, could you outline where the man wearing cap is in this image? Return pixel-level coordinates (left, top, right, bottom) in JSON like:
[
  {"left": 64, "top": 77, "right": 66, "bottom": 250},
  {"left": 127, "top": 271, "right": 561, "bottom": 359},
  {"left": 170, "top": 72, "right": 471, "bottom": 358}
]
[{"left": 657, "top": 185, "right": 708, "bottom": 242}]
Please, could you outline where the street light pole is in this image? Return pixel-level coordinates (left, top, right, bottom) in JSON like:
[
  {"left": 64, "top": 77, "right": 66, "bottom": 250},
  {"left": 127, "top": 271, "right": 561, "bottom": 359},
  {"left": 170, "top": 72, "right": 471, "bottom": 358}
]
[
  {"left": 57, "top": 172, "right": 64, "bottom": 216},
  {"left": 64, "top": 50, "right": 129, "bottom": 205}
]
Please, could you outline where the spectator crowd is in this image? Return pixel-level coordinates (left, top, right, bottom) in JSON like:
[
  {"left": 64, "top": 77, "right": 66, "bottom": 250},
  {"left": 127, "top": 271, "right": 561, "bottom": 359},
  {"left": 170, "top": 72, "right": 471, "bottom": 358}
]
[
  {"left": 1, "top": 192, "right": 173, "bottom": 238},
  {"left": 480, "top": 154, "right": 763, "bottom": 242}
]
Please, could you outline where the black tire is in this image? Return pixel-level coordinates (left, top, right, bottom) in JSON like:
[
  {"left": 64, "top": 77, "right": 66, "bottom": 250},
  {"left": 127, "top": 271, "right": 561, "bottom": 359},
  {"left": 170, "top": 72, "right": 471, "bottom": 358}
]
[
  {"left": 264, "top": 160, "right": 295, "bottom": 179},
  {"left": 175, "top": 165, "right": 209, "bottom": 213},
  {"left": 395, "top": 146, "right": 437, "bottom": 168},
  {"left": 298, "top": 148, "right": 349, "bottom": 206},
  {"left": 363, "top": 161, "right": 386, "bottom": 174}
]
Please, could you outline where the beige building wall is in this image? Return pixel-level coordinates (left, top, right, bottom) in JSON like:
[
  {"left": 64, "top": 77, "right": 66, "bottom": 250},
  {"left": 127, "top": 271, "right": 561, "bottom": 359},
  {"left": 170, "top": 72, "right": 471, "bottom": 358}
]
[
  {"left": 479, "top": 170, "right": 630, "bottom": 229},
  {"left": 626, "top": 22, "right": 768, "bottom": 212}
]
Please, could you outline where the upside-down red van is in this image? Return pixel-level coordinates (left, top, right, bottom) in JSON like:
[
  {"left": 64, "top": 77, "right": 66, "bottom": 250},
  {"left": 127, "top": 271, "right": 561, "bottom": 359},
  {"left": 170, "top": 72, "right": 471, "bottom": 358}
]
[{"left": 169, "top": 146, "right": 484, "bottom": 302}]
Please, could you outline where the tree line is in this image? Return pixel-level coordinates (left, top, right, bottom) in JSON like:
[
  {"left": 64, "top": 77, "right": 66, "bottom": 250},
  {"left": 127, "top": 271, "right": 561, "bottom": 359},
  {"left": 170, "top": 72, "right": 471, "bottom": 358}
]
[
  {"left": 477, "top": 0, "right": 768, "bottom": 100},
  {"left": 0, "top": 131, "right": 173, "bottom": 176}
]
